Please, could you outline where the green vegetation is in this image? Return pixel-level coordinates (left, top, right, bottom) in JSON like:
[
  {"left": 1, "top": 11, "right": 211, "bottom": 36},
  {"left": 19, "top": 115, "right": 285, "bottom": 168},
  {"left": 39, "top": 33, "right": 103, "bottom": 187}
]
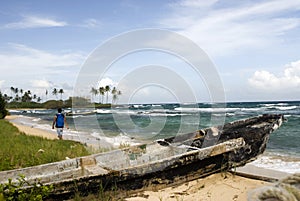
[
  {"left": 0, "top": 175, "right": 53, "bottom": 201},
  {"left": 6, "top": 101, "right": 44, "bottom": 109},
  {"left": 2, "top": 85, "right": 121, "bottom": 110},
  {"left": 0, "top": 92, "right": 8, "bottom": 119},
  {"left": 0, "top": 176, "right": 124, "bottom": 201},
  {"left": 71, "top": 181, "right": 123, "bottom": 201},
  {"left": 7, "top": 87, "right": 41, "bottom": 103},
  {"left": 0, "top": 120, "right": 89, "bottom": 171},
  {"left": 6, "top": 98, "right": 112, "bottom": 109},
  {"left": 90, "top": 85, "right": 122, "bottom": 104}
]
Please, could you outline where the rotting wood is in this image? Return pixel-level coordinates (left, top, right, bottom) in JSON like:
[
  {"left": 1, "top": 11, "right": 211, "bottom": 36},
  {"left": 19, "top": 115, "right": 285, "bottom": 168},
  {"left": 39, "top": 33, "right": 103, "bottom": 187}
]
[{"left": 0, "top": 114, "right": 284, "bottom": 200}]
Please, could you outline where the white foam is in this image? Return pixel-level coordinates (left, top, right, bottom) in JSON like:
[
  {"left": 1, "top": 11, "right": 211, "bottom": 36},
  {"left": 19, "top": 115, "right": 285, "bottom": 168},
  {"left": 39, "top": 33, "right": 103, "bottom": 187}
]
[
  {"left": 250, "top": 155, "right": 300, "bottom": 174},
  {"left": 260, "top": 103, "right": 289, "bottom": 107},
  {"left": 95, "top": 109, "right": 111, "bottom": 114},
  {"left": 174, "top": 107, "right": 241, "bottom": 113},
  {"left": 8, "top": 109, "right": 22, "bottom": 113},
  {"left": 32, "top": 118, "right": 41, "bottom": 122},
  {"left": 151, "top": 104, "right": 162, "bottom": 107},
  {"left": 91, "top": 132, "right": 139, "bottom": 147},
  {"left": 275, "top": 106, "right": 297, "bottom": 110},
  {"left": 241, "top": 108, "right": 262, "bottom": 111},
  {"left": 138, "top": 111, "right": 183, "bottom": 117}
]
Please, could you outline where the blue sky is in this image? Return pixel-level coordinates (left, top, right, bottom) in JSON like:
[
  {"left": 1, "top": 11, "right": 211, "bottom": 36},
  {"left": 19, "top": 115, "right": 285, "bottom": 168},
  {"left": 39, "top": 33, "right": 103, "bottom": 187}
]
[{"left": 0, "top": 0, "right": 300, "bottom": 103}]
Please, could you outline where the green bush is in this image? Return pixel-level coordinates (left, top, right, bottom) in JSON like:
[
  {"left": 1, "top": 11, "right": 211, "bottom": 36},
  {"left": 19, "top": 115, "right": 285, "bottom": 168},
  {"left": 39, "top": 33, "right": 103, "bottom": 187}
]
[
  {"left": 43, "top": 100, "right": 64, "bottom": 109},
  {"left": 6, "top": 101, "right": 44, "bottom": 109},
  {"left": 0, "top": 92, "right": 8, "bottom": 119},
  {"left": 0, "top": 175, "right": 53, "bottom": 201}
]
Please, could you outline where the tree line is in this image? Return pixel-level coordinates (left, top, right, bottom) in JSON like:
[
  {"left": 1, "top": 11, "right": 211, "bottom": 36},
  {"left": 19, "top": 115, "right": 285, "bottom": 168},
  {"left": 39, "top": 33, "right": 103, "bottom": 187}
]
[
  {"left": 5, "top": 87, "right": 42, "bottom": 103},
  {"left": 2, "top": 87, "right": 67, "bottom": 103},
  {"left": 49, "top": 88, "right": 65, "bottom": 101},
  {"left": 2, "top": 85, "right": 122, "bottom": 104},
  {"left": 0, "top": 85, "right": 122, "bottom": 113},
  {"left": 5, "top": 86, "right": 121, "bottom": 104},
  {"left": 90, "top": 85, "right": 121, "bottom": 104}
]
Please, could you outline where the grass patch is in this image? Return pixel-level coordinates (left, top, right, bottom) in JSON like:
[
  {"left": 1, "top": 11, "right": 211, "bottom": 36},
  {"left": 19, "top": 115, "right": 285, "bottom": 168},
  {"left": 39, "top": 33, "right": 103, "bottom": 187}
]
[{"left": 0, "top": 119, "right": 89, "bottom": 171}]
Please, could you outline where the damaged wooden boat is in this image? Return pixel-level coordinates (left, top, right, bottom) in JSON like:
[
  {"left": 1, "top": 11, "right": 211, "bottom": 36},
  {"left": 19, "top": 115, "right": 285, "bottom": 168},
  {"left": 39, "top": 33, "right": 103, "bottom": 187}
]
[{"left": 0, "top": 114, "right": 284, "bottom": 199}]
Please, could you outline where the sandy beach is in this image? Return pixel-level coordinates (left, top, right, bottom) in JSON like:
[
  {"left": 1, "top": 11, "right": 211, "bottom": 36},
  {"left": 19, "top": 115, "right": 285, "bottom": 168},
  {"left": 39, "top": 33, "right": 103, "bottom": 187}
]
[
  {"left": 5, "top": 115, "right": 58, "bottom": 140},
  {"left": 6, "top": 114, "right": 118, "bottom": 150},
  {"left": 4, "top": 115, "right": 281, "bottom": 200},
  {"left": 126, "top": 172, "right": 270, "bottom": 201}
]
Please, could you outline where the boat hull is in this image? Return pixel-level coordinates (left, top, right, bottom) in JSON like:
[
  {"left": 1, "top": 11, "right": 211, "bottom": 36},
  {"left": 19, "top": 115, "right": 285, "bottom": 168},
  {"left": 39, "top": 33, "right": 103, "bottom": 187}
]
[{"left": 0, "top": 114, "right": 284, "bottom": 199}]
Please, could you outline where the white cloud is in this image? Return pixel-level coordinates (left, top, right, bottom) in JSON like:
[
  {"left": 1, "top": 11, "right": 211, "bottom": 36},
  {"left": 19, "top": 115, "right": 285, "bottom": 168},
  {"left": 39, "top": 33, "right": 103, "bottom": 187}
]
[
  {"left": 97, "top": 77, "right": 117, "bottom": 88},
  {"left": 248, "top": 60, "right": 300, "bottom": 91},
  {"left": 0, "top": 80, "right": 4, "bottom": 89},
  {"left": 173, "top": 0, "right": 219, "bottom": 8},
  {"left": 3, "top": 15, "right": 67, "bottom": 29},
  {"left": 162, "top": 0, "right": 300, "bottom": 56},
  {"left": 80, "top": 18, "right": 101, "bottom": 28},
  {"left": 0, "top": 43, "right": 85, "bottom": 72},
  {"left": 30, "top": 80, "right": 53, "bottom": 88},
  {"left": 0, "top": 44, "right": 85, "bottom": 100},
  {"left": 34, "top": 82, "right": 72, "bottom": 101}
]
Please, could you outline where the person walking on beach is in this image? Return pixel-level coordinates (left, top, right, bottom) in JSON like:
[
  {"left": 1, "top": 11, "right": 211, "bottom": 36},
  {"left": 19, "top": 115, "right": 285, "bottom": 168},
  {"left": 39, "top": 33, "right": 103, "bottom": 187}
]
[{"left": 52, "top": 108, "right": 69, "bottom": 140}]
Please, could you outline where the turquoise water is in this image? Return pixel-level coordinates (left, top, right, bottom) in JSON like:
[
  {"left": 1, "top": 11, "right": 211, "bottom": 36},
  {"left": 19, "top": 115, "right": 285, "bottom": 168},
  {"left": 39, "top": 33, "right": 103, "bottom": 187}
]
[{"left": 9, "top": 101, "right": 300, "bottom": 173}]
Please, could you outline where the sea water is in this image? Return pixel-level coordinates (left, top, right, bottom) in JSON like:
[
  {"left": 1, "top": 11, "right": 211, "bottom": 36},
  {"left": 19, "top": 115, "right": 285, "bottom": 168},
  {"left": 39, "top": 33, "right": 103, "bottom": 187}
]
[{"left": 9, "top": 101, "right": 300, "bottom": 174}]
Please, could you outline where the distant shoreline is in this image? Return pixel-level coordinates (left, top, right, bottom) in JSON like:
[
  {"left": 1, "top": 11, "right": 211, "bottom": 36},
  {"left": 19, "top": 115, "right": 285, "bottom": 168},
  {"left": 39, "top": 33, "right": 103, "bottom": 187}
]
[{"left": 9, "top": 108, "right": 47, "bottom": 110}]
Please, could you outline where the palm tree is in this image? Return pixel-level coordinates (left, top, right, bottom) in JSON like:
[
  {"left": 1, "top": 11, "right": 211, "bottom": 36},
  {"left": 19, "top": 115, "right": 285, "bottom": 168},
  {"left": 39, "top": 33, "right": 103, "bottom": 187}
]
[
  {"left": 115, "top": 90, "right": 122, "bottom": 104},
  {"left": 10, "top": 87, "right": 14, "bottom": 97},
  {"left": 111, "top": 87, "right": 117, "bottom": 104},
  {"left": 58, "top": 89, "right": 64, "bottom": 100},
  {"left": 14, "top": 88, "right": 19, "bottom": 95},
  {"left": 14, "top": 88, "right": 19, "bottom": 102},
  {"left": 20, "top": 89, "right": 23, "bottom": 98},
  {"left": 90, "top": 87, "right": 98, "bottom": 103},
  {"left": 9, "top": 87, "right": 14, "bottom": 102},
  {"left": 99, "top": 87, "right": 105, "bottom": 104},
  {"left": 3, "top": 94, "right": 10, "bottom": 102},
  {"left": 105, "top": 85, "right": 110, "bottom": 104},
  {"left": 45, "top": 90, "right": 48, "bottom": 101},
  {"left": 21, "top": 91, "right": 32, "bottom": 102},
  {"left": 52, "top": 88, "right": 58, "bottom": 100},
  {"left": 111, "top": 87, "right": 117, "bottom": 94}
]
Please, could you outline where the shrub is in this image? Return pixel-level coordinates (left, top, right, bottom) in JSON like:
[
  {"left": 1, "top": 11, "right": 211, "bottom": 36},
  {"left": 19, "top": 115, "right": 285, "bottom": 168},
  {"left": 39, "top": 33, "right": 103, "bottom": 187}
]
[
  {"left": 0, "top": 175, "right": 53, "bottom": 201},
  {"left": 0, "top": 92, "right": 8, "bottom": 119}
]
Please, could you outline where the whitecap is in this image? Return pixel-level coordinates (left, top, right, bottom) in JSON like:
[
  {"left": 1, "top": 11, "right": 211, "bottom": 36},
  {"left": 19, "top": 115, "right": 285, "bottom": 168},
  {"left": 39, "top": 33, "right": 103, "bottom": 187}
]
[
  {"left": 174, "top": 107, "right": 240, "bottom": 113},
  {"left": 275, "top": 106, "right": 297, "bottom": 110},
  {"left": 95, "top": 109, "right": 112, "bottom": 114}
]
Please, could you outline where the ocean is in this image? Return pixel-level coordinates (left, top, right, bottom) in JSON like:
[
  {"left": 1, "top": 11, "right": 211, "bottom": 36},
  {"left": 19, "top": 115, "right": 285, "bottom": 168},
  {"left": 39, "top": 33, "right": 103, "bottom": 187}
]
[{"left": 9, "top": 101, "right": 300, "bottom": 174}]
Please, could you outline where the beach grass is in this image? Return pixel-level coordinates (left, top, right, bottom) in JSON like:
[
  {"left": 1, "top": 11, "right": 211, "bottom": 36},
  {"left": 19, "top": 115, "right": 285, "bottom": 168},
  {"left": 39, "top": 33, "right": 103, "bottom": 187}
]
[{"left": 0, "top": 119, "right": 89, "bottom": 171}]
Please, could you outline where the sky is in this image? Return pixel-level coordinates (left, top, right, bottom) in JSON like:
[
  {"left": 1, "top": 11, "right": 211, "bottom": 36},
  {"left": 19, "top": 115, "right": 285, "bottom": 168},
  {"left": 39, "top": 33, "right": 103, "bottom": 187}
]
[{"left": 1, "top": 0, "right": 300, "bottom": 103}]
